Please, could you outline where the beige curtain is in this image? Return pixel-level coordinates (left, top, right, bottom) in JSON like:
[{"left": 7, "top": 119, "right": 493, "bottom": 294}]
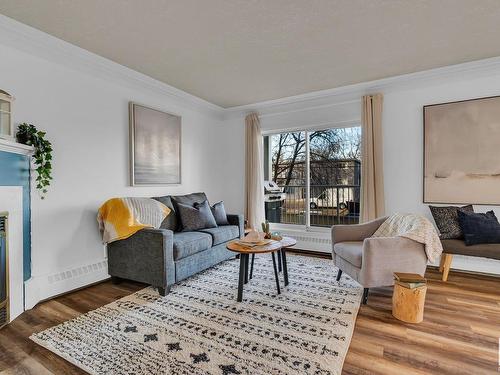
[
  {"left": 360, "top": 94, "right": 385, "bottom": 222},
  {"left": 245, "top": 113, "right": 266, "bottom": 230}
]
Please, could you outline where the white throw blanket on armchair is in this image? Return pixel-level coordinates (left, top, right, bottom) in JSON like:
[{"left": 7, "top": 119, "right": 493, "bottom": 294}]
[{"left": 372, "top": 213, "right": 443, "bottom": 262}]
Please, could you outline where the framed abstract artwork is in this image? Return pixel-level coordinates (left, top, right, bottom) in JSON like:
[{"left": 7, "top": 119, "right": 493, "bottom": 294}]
[
  {"left": 129, "top": 103, "right": 181, "bottom": 185},
  {"left": 423, "top": 96, "right": 500, "bottom": 204}
]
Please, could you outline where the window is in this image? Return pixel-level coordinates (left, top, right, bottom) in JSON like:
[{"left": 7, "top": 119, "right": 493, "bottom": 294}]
[{"left": 264, "top": 126, "right": 361, "bottom": 228}]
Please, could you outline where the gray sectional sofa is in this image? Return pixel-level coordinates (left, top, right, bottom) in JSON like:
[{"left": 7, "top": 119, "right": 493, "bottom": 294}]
[{"left": 107, "top": 192, "right": 244, "bottom": 295}]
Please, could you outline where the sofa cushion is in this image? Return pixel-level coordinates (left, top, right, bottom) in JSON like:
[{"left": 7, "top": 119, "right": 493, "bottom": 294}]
[
  {"left": 333, "top": 241, "right": 363, "bottom": 268},
  {"left": 173, "top": 231, "right": 213, "bottom": 261},
  {"left": 152, "top": 195, "right": 177, "bottom": 231},
  {"left": 199, "top": 225, "right": 240, "bottom": 246},
  {"left": 441, "top": 239, "right": 500, "bottom": 260},
  {"left": 172, "top": 192, "right": 208, "bottom": 207},
  {"left": 171, "top": 192, "right": 208, "bottom": 231}
]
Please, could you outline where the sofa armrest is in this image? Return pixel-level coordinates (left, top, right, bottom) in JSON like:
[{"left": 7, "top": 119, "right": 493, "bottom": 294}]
[
  {"left": 331, "top": 216, "right": 388, "bottom": 245},
  {"left": 107, "top": 228, "right": 175, "bottom": 287},
  {"left": 360, "top": 236, "right": 427, "bottom": 287},
  {"left": 227, "top": 214, "right": 244, "bottom": 238}
]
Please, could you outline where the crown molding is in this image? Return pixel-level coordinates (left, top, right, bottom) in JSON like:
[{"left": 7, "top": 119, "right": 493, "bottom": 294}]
[
  {"left": 3, "top": 14, "right": 500, "bottom": 121},
  {"left": 224, "top": 56, "right": 500, "bottom": 118},
  {"left": 0, "top": 15, "right": 224, "bottom": 118}
]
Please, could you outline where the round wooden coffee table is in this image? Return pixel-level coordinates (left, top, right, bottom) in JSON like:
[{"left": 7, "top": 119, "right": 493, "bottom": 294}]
[
  {"left": 227, "top": 240, "right": 282, "bottom": 302},
  {"left": 227, "top": 237, "right": 297, "bottom": 302}
]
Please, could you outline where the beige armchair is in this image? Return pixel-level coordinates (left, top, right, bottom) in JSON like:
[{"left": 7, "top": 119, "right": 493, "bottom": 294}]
[{"left": 332, "top": 217, "right": 428, "bottom": 304}]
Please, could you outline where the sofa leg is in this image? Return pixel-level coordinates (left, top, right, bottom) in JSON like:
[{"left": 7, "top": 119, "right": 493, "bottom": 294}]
[
  {"left": 158, "top": 286, "right": 170, "bottom": 297},
  {"left": 362, "top": 288, "right": 369, "bottom": 304},
  {"left": 336, "top": 269, "right": 343, "bottom": 281},
  {"left": 442, "top": 254, "right": 453, "bottom": 282}
]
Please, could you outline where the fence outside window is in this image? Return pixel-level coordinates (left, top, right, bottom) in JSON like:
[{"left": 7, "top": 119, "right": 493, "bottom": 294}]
[{"left": 270, "top": 159, "right": 361, "bottom": 227}]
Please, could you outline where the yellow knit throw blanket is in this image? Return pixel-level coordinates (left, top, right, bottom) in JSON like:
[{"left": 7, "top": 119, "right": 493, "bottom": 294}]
[{"left": 97, "top": 197, "right": 171, "bottom": 244}]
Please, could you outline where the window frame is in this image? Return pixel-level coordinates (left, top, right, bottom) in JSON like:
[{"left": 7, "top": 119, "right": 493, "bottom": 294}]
[{"left": 263, "top": 120, "right": 361, "bottom": 233}]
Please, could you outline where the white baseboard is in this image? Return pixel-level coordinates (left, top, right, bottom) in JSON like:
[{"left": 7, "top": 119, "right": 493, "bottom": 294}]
[{"left": 24, "top": 259, "right": 109, "bottom": 310}]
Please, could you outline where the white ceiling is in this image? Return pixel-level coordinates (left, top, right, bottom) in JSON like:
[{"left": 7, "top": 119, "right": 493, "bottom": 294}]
[{"left": 1, "top": 0, "right": 500, "bottom": 108}]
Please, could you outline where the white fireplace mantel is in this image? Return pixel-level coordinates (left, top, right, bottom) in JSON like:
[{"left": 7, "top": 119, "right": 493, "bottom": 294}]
[{"left": 0, "top": 138, "right": 34, "bottom": 156}]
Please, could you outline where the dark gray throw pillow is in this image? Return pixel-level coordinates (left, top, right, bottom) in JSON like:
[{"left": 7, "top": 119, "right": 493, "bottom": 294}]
[
  {"left": 457, "top": 210, "right": 500, "bottom": 246},
  {"left": 152, "top": 195, "right": 177, "bottom": 231},
  {"left": 177, "top": 200, "right": 217, "bottom": 231},
  {"left": 429, "top": 204, "right": 474, "bottom": 239},
  {"left": 211, "top": 201, "right": 229, "bottom": 226},
  {"left": 171, "top": 192, "right": 208, "bottom": 231}
]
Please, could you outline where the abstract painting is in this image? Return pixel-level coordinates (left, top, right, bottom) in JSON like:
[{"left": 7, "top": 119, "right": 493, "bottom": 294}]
[
  {"left": 130, "top": 103, "right": 181, "bottom": 185},
  {"left": 424, "top": 96, "right": 500, "bottom": 204}
]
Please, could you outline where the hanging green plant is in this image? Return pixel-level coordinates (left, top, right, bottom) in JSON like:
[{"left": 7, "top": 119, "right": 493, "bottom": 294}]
[{"left": 16, "top": 123, "right": 53, "bottom": 199}]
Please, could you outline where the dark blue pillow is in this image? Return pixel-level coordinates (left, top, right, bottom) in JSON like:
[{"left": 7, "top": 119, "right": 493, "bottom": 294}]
[{"left": 457, "top": 210, "right": 500, "bottom": 246}]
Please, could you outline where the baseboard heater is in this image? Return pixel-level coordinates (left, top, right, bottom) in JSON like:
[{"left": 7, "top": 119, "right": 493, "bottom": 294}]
[{"left": 0, "top": 214, "right": 8, "bottom": 329}]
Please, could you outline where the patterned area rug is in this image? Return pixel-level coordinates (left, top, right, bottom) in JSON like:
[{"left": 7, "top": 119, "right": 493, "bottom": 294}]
[{"left": 31, "top": 255, "right": 362, "bottom": 375}]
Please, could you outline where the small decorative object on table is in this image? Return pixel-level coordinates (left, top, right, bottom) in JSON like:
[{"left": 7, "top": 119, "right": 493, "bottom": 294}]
[
  {"left": 392, "top": 272, "right": 427, "bottom": 323},
  {"left": 242, "top": 229, "right": 264, "bottom": 244},
  {"left": 261, "top": 220, "right": 271, "bottom": 239},
  {"left": 271, "top": 231, "right": 282, "bottom": 241}
]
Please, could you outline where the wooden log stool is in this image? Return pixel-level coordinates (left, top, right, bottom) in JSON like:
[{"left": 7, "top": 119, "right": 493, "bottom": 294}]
[{"left": 392, "top": 283, "right": 427, "bottom": 323}]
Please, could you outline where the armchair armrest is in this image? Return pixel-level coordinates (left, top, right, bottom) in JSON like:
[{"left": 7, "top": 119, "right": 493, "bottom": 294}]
[
  {"left": 107, "top": 228, "right": 175, "bottom": 287},
  {"left": 227, "top": 214, "right": 244, "bottom": 238},
  {"left": 331, "top": 216, "right": 388, "bottom": 245},
  {"left": 360, "top": 236, "right": 427, "bottom": 287}
]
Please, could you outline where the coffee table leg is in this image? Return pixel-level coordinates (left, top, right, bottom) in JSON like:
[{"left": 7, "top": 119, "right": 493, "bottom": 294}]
[
  {"left": 277, "top": 250, "right": 282, "bottom": 273},
  {"left": 271, "top": 252, "right": 281, "bottom": 295},
  {"left": 281, "top": 249, "right": 289, "bottom": 286},
  {"left": 244, "top": 254, "right": 249, "bottom": 284},
  {"left": 249, "top": 253, "right": 255, "bottom": 279},
  {"left": 237, "top": 254, "right": 246, "bottom": 302}
]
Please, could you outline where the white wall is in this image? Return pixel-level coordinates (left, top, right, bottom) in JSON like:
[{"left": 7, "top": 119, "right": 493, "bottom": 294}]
[
  {"left": 0, "top": 35, "right": 234, "bottom": 306},
  {"left": 383, "top": 78, "right": 500, "bottom": 218},
  {"left": 223, "top": 60, "right": 500, "bottom": 275}
]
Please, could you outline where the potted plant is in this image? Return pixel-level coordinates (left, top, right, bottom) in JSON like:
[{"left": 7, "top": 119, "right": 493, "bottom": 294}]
[{"left": 16, "top": 123, "right": 53, "bottom": 199}]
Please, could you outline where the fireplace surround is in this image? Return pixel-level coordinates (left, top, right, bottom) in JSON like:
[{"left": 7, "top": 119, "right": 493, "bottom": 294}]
[
  {"left": 0, "top": 214, "right": 8, "bottom": 328},
  {"left": 0, "top": 140, "right": 33, "bottom": 323}
]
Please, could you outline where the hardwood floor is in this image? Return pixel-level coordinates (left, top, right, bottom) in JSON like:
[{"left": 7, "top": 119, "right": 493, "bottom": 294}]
[
  {"left": 0, "top": 266, "right": 499, "bottom": 374},
  {"left": 345, "top": 269, "right": 500, "bottom": 375}
]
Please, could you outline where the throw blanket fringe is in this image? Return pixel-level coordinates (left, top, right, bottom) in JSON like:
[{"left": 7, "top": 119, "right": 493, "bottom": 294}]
[
  {"left": 372, "top": 213, "right": 443, "bottom": 262},
  {"left": 97, "top": 197, "right": 170, "bottom": 244}
]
